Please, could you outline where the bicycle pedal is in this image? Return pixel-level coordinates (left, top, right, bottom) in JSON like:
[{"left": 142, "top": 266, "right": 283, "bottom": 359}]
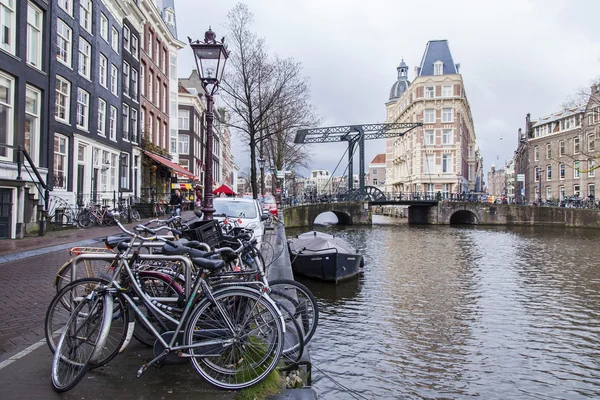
[{"left": 137, "top": 364, "right": 147, "bottom": 377}]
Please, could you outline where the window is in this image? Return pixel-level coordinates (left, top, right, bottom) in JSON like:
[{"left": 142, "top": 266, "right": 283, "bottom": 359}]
[
  {"left": 546, "top": 164, "right": 552, "bottom": 181},
  {"left": 78, "top": 38, "right": 91, "bottom": 79},
  {"left": 424, "top": 109, "right": 435, "bottom": 123},
  {"left": 442, "top": 154, "right": 452, "bottom": 173},
  {"left": 546, "top": 143, "right": 551, "bottom": 160},
  {"left": 0, "top": 73, "right": 13, "bottom": 159},
  {"left": 97, "top": 99, "right": 106, "bottom": 136},
  {"left": 424, "top": 129, "right": 435, "bottom": 145},
  {"left": 589, "top": 159, "right": 595, "bottom": 177},
  {"left": 56, "top": 19, "right": 72, "bottom": 66},
  {"left": 131, "top": 35, "right": 138, "bottom": 59},
  {"left": 109, "top": 106, "right": 117, "bottom": 141},
  {"left": 178, "top": 135, "right": 189, "bottom": 154},
  {"left": 79, "top": 0, "right": 92, "bottom": 32},
  {"left": 442, "top": 183, "right": 450, "bottom": 198},
  {"left": 574, "top": 136, "right": 580, "bottom": 154},
  {"left": 434, "top": 61, "right": 443, "bottom": 76},
  {"left": 131, "top": 69, "right": 138, "bottom": 99},
  {"left": 425, "top": 86, "right": 434, "bottom": 98},
  {"left": 54, "top": 135, "right": 68, "bottom": 189},
  {"left": 131, "top": 109, "right": 138, "bottom": 143},
  {"left": 442, "top": 129, "right": 452, "bottom": 144},
  {"left": 424, "top": 154, "right": 434, "bottom": 174},
  {"left": 57, "top": 0, "right": 72, "bottom": 15},
  {"left": 100, "top": 14, "right": 108, "bottom": 41},
  {"left": 589, "top": 184, "right": 596, "bottom": 198},
  {"left": 560, "top": 163, "right": 565, "bottom": 179},
  {"left": 588, "top": 134, "right": 595, "bottom": 152},
  {"left": 123, "top": 62, "right": 130, "bottom": 96},
  {"left": 76, "top": 88, "right": 89, "bottom": 130},
  {"left": 534, "top": 146, "right": 539, "bottom": 161},
  {"left": 178, "top": 110, "right": 189, "bottom": 130},
  {"left": 162, "top": 84, "right": 167, "bottom": 112},
  {"left": 163, "top": 122, "right": 167, "bottom": 148},
  {"left": 26, "top": 3, "right": 43, "bottom": 69},
  {"left": 559, "top": 140, "right": 565, "bottom": 156},
  {"left": 110, "top": 154, "right": 117, "bottom": 190},
  {"left": 154, "top": 40, "right": 159, "bottom": 63},
  {"left": 574, "top": 185, "right": 581, "bottom": 197},
  {"left": 120, "top": 153, "right": 129, "bottom": 189},
  {"left": 123, "top": 25, "right": 130, "bottom": 52},
  {"left": 170, "top": 136, "right": 177, "bottom": 154},
  {"left": 546, "top": 187, "right": 552, "bottom": 200},
  {"left": 55, "top": 76, "right": 70, "bottom": 122},
  {"left": 147, "top": 114, "right": 153, "bottom": 140},
  {"left": 111, "top": 26, "right": 119, "bottom": 53},
  {"left": 24, "top": 86, "right": 41, "bottom": 164},
  {"left": 560, "top": 186, "right": 565, "bottom": 200},
  {"left": 442, "top": 108, "right": 453, "bottom": 122},
  {"left": 1, "top": 0, "right": 16, "bottom": 55},
  {"left": 110, "top": 64, "right": 118, "bottom": 95},
  {"left": 155, "top": 77, "right": 160, "bottom": 105},
  {"left": 147, "top": 31, "right": 152, "bottom": 54},
  {"left": 574, "top": 161, "right": 580, "bottom": 178},
  {"left": 163, "top": 49, "right": 167, "bottom": 73},
  {"left": 148, "top": 72, "right": 153, "bottom": 101},
  {"left": 442, "top": 85, "right": 452, "bottom": 97},
  {"left": 165, "top": 8, "right": 175, "bottom": 26},
  {"left": 534, "top": 167, "right": 540, "bottom": 182},
  {"left": 99, "top": 54, "right": 107, "bottom": 87},
  {"left": 170, "top": 53, "right": 177, "bottom": 79},
  {"left": 122, "top": 104, "right": 130, "bottom": 141}
]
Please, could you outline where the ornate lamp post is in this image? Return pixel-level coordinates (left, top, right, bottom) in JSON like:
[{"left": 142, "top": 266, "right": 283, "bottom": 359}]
[
  {"left": 258, "top": 157, "right": 265, "bottom": 197},
  {"left": 189, "top": 28, "right": 228, "bottom": 220}
]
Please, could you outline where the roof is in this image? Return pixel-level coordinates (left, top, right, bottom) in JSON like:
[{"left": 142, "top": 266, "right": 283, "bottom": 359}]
[
  {"left": 389, "top": 59, "right": 410, "bottom": 100},
  {"left": 161, "top": 0, "right": 177, "bottom": 38},
  {"left": 417, "top": 40, "right": 458, "bottom": 76},
  {"left": 531, "top": 105, "right": 586, "bottom": 128},
  {"left": 371, "top": 154, "right": 386, "bottom": 164}
]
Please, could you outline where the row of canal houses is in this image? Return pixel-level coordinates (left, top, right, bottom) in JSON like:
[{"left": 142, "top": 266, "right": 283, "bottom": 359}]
[{"left": 0, "top": 0, "right": 236, "bottom": 239}]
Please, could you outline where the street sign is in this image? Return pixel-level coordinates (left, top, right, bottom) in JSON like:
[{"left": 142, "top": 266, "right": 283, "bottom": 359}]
[
  {"left": 516, "top": 174, "right": 525, "bottom": 182},
  {"left": 276, "top": 171, "right": 285, "bottom": 179}
]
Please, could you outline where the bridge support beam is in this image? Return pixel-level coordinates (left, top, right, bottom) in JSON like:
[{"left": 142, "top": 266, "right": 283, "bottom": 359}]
[{"left": 282, "top": 202, "right": 372, "bottom": 228}]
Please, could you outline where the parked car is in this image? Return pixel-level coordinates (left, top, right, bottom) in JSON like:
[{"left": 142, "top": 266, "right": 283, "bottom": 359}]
[
  {"left": 262, "top": 195, "right": 278, "bottom": 216},
  {"left": 213, "top": 197, "right": 269, "bottom": 243}
]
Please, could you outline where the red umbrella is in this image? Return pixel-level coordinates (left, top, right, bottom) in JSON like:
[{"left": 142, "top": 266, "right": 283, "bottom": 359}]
[{"left": 213, "top": 184, "right": 236, "bottom": 196}]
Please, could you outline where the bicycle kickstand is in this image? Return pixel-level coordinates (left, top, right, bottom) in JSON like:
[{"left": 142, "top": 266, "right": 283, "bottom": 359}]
[{"left": 137, "top": 348, "right": 170, "bottom": 377}]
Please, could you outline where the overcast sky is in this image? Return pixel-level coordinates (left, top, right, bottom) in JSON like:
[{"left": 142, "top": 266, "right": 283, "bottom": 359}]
[{"left": 175, "top": 0, "right": 600, "bottom": 179}]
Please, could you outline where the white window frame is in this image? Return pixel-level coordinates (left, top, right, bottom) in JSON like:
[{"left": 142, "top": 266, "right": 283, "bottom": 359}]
[
  {"left": 425, "top": 86, "right": 434, "bottom": 99},
  {"left": 589, "top": 159, "right": 595, "bottom": 177},
  {"left": 123, "top": 61, "right": 130, "bottom": 97},
  {"left": 179, "top": 110, "right": 190, "bottom": 130},
  {"left": 97, "top": 98, "right": 106, "bottom": 136},
  {"left": 546, "top": 164, "right": 552, "bottom": 181},
  {"left": 574, "top": 184, "right": 581, "bottom": 197},
  {"left": 131, "top": 35, "right": 139, "bottom": 59},
  {"left": 109, "top": 106, "right": 117, "bottom": 141},
  {"left": 148, "top": 72, "right": 153, "bottom": 101},
  {"left": 546, "top": 186, "right": 552, "bottom": 200},
  {"left": 424, "top": 154, "right": 434, "bottom": 174},
  {"left": 24, "top": 85, "right": 41, "bottom": 165},
  {"left": 76, "top": 88, "right": 89, "bottom": 131},
  {"left": 55, "top": 75, "right": 70, "bottom": 123},
  {"left": 123, "top": 25, "right": 130, "bottom": 53},
  {"left": 574, "top": 161, "right": 580, "bottom": 178},
  {"left": 534, "top": 146, "right": 539, "bottom": 161},
  {"left": 100, "top": 13, "right": 108, "bottom": 41},
  {"left": 0, "top": 72, "right": 14, "bottom": 160},
  {"left": 54, "top": 134, "right": 68, "bottom": 190},
  {"left": 559, "top": 140, "right": 565, "bottom": 156},
  {"left": 434, "top": 61, "right": 443, "bottom": 76},
  {"left": 574, "top": 136, "right": 580, "bottom": 154},
  {"left": 442, "top": 154, "right": 452, "bottom": 173},
  {"left": 120, "top": 153, "right": 129, "bottom": 189},
  {"left": 131, "top": 68, "right": 138, "bottom": 99},
  {"left": 442, "top": 85, "right": 452, "bottom": 97},
  {"left": 424, "top": 129, "right": 434, "bottom": 145},
  {"left": 99, "top": 54, "right": 107, "bottom": 87},
  {"left": 560, "top": 163, "right": 565, "bottom": 180},
  {"left": 122, "top": 104, "right": 130, "bottom": 141},
  {"left": 79, "top": 0, "right": 92, "bottom": 33},
  {"left": 111, "top": 26, "right": 119, "bottom": 53},
  {"left": 110, "top": 64, "right": 118, "bottom": 96},
  {"left": 26, "top": 2, "right": 43, "bottom": 69},
  {"left": 588, "top": 133, "right": 595, "bottom": 152},
  {"left": 57, "top": 0, "right": 72, "bottom": 15},
  {"left": 1, "top": 0, "right": 16, "bottom": 55},
  {"left": 178, "top": 135, "right": 190, "bottom": 154},
  {"left": 56, "top": 18, "right": 72, "bottom": 67},
  {"left": 140, "top": 64, "right": 145, "bottom": 97},
  {"left": 154, "top": 39, "right": 159, "bottom": 64},
  {"left": 442, "top": 108, "right": 453, "bottom": 123},
  {"left": 589, "top": 184, "right": 596, "bottom": 198},
  {"left": 424, "top": 109, "right": 435, "bottom": 123},
  {"left": 442, "top": 129, "right": 452, "bottom": 145},
  {"left": 546, "top": 143, "right": 551, "bottom": 160},
  {"left": 131, "top": 109, "right": 138, "bottom": 143},
  {"left": 78, "top": 37, "right": 91, "bottom": 79}
]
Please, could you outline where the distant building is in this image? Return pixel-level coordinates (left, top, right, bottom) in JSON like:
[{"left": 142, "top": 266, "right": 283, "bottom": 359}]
[
  {"left": 310, "top": 170, "right": 333, "bottom": 195},
  {"left": 487, "top": 164, "right": 505, "bottom": 198},
  {"left": 385, "top": 40, "right": 480, "bottom": 198},
  {"left": 368, "top": 154, "right": 386, "bottom": 187}
]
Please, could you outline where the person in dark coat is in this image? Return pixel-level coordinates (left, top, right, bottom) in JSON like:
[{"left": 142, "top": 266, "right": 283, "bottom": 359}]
[{"left": 169, "top": 189, "right": 183, "bottom": 216}]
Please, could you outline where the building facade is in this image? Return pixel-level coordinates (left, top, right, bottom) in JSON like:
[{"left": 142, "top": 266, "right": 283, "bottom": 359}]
[
  {"left": 177, "top": 84, "right": 205, "bottom": 181},
  {"left": 368, "top": 154, "right": 386, "bottom": 187},
  {"left": 385, "top": 40, "right": 480, "bottom": 198},
  {"left": 486, "top": 165, "right": 505, "bottom": 198}
]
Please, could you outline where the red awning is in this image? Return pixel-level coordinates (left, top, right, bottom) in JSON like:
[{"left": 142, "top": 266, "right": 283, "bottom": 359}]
[
  {"left": 213, "top": 184, "right": 236, "bottom": 196},
  {"left": 143, "top": 151, "right": 197, "bottom": 180}
]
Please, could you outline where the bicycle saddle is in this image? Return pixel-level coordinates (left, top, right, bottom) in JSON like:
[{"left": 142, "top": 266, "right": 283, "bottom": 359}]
[
  {"left": 105, "top": 234, "right": 131, "bottom": 250},
  {"left": 161, "top": 242, "right": 218, "bottom": 259},
  {"left": 190, "top": 257, "right": 225, "bottom": 270}
]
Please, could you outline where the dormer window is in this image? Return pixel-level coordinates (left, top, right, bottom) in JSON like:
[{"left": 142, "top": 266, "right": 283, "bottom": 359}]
[
  {"left": 165, "top": 8, "right": 175, "bottom": 27},
  {"left": 434, "top": 61, "right": 443, "bottom": 75}
]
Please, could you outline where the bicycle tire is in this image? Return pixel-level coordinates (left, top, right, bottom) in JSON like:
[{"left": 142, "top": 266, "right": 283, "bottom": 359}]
[
  {"left": 269, "top": 279, "right": 319, "bottom": 345},
  {"left": 76, "top": 210, "right": 95, "bottom": 228},
  {"left": 55, "top": 258, "right": 116, "bottom": 293},
  {"left": 51, "top": 289, "right": 113, "bottom": 392},
  {"left": 46, "top": 278, "right": 131, "bottom": 369},
  {"left": 276, "top": 300, "right": 305, "bottom": 365},
  {"left": 185, "top": 286, "right": 284, "bottom": 390},
  {"left": 131, "top": 209, "right": 141, "bottom": 222}
]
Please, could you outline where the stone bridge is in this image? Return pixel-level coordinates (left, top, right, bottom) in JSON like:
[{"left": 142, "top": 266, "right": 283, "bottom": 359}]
[{"left": 283, "top": 201, "right": 600, "bottom": 229}]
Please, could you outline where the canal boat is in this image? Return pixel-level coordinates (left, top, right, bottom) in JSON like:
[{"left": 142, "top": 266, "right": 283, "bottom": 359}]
[{"left": 287, "top": 231, "right": 363, "bottom": 283}]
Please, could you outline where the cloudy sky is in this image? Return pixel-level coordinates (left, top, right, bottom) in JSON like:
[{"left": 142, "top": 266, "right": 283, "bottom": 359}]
[{"left": 175, "top": 0, "right": 600, "bottom": 179}]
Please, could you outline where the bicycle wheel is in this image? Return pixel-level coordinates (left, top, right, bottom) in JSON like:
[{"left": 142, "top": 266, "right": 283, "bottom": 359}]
[
  {"left": 46, "top": 278, "right": 130, "bottom": 369},
  {"left": 76, "top": 210, "right": 95, "bottom": 228},
  {"left": 269, "top": 279, "right": 319, "bottom": 345},
  {"left": 55, "top": 258, "right": 116, "bottom": 293},
  {"left": 51, "top": 289, "right": 113, "bottom": 392},
  {"left": 131, "top": 208, "right": 141, "bottom": 222},
  {"left": 185, "top": 286, "right": 284, "bottom": 390},
  {"left": 276, "top": 300, "right": 305, "bottom": 365}
]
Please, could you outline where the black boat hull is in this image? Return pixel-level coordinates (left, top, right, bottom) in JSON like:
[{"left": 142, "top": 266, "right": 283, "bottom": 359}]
[{"left": 290, "top": 251, "right": 362, "bottom": 283}]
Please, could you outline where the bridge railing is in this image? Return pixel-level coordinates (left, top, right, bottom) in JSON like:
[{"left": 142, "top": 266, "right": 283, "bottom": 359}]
[{"left": 281, "top": 191, "right": 494, "bottom": 206}]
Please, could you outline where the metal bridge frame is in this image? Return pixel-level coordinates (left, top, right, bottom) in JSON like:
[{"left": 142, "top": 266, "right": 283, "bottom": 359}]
[{"left": 295, "top": 123, "right": 422, "bottom": 196}]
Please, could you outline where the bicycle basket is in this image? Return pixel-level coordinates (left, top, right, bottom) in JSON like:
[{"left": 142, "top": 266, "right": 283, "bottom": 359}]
[{"left": 181, "top": 220, "right": 224, "bottom": 248}]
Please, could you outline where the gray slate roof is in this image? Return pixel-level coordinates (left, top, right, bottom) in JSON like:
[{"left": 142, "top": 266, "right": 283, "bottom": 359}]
[
  {"left": 417, "top": 40, "right": 457, "bottom": 76},
  {"left": 161, "top": 0, "right": 177, "bottom": 38}
]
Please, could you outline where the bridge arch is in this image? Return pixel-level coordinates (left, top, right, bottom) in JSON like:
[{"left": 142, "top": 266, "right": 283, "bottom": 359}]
[
  {"left": 449, "top": 210, "right": 478, "bottom": 225},
  {"left": 282, "top": 202, "right": 371, "bottom": 228}
]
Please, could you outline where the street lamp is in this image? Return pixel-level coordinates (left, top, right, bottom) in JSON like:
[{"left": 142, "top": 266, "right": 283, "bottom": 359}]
[
  {"left": 189, "top": 27, "right": 228, "bottom": 220},
  {"left": 258, "top": 157, "right": 265, "bottom": 197}
]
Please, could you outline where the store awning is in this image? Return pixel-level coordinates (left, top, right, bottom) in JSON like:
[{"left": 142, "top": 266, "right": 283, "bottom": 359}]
[
  {"left": 143, "top": 151, "right": 197, "bottom": 180},
  {"left": 172, "top": 183, "right": 193, "bottom": 190}
]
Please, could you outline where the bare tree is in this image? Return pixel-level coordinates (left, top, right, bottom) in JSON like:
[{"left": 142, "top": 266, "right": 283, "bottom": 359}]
[{"left": 219, "top": 3, "right": 318, "bottom": 198}]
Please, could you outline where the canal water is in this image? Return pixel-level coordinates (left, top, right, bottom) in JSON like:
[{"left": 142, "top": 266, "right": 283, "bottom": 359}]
[{"left": 287, "top": 215, "right": 600, "bottom": 399}]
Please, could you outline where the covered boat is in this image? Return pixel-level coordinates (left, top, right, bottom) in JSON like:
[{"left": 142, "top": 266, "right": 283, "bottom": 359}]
[{"left": 287, "top": 231, "right": 363, "bottom": 283}]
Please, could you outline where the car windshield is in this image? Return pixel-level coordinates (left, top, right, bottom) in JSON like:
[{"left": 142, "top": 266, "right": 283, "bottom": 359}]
[
  {"left": 263, "top": 196, "right": 275, "bottom": 204},
  {"left": 214, "top": 201, "right": 258, "bottom": 219}
]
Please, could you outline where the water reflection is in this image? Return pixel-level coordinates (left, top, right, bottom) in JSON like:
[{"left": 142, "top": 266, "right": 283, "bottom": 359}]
[{"left": 288, "top": 221, "right": 600, "bottom": 399}]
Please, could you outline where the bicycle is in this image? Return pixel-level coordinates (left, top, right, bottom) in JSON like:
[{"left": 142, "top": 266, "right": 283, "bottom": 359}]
[{"left": 49, "top": 213, "right": 286, "bottom": 392}]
